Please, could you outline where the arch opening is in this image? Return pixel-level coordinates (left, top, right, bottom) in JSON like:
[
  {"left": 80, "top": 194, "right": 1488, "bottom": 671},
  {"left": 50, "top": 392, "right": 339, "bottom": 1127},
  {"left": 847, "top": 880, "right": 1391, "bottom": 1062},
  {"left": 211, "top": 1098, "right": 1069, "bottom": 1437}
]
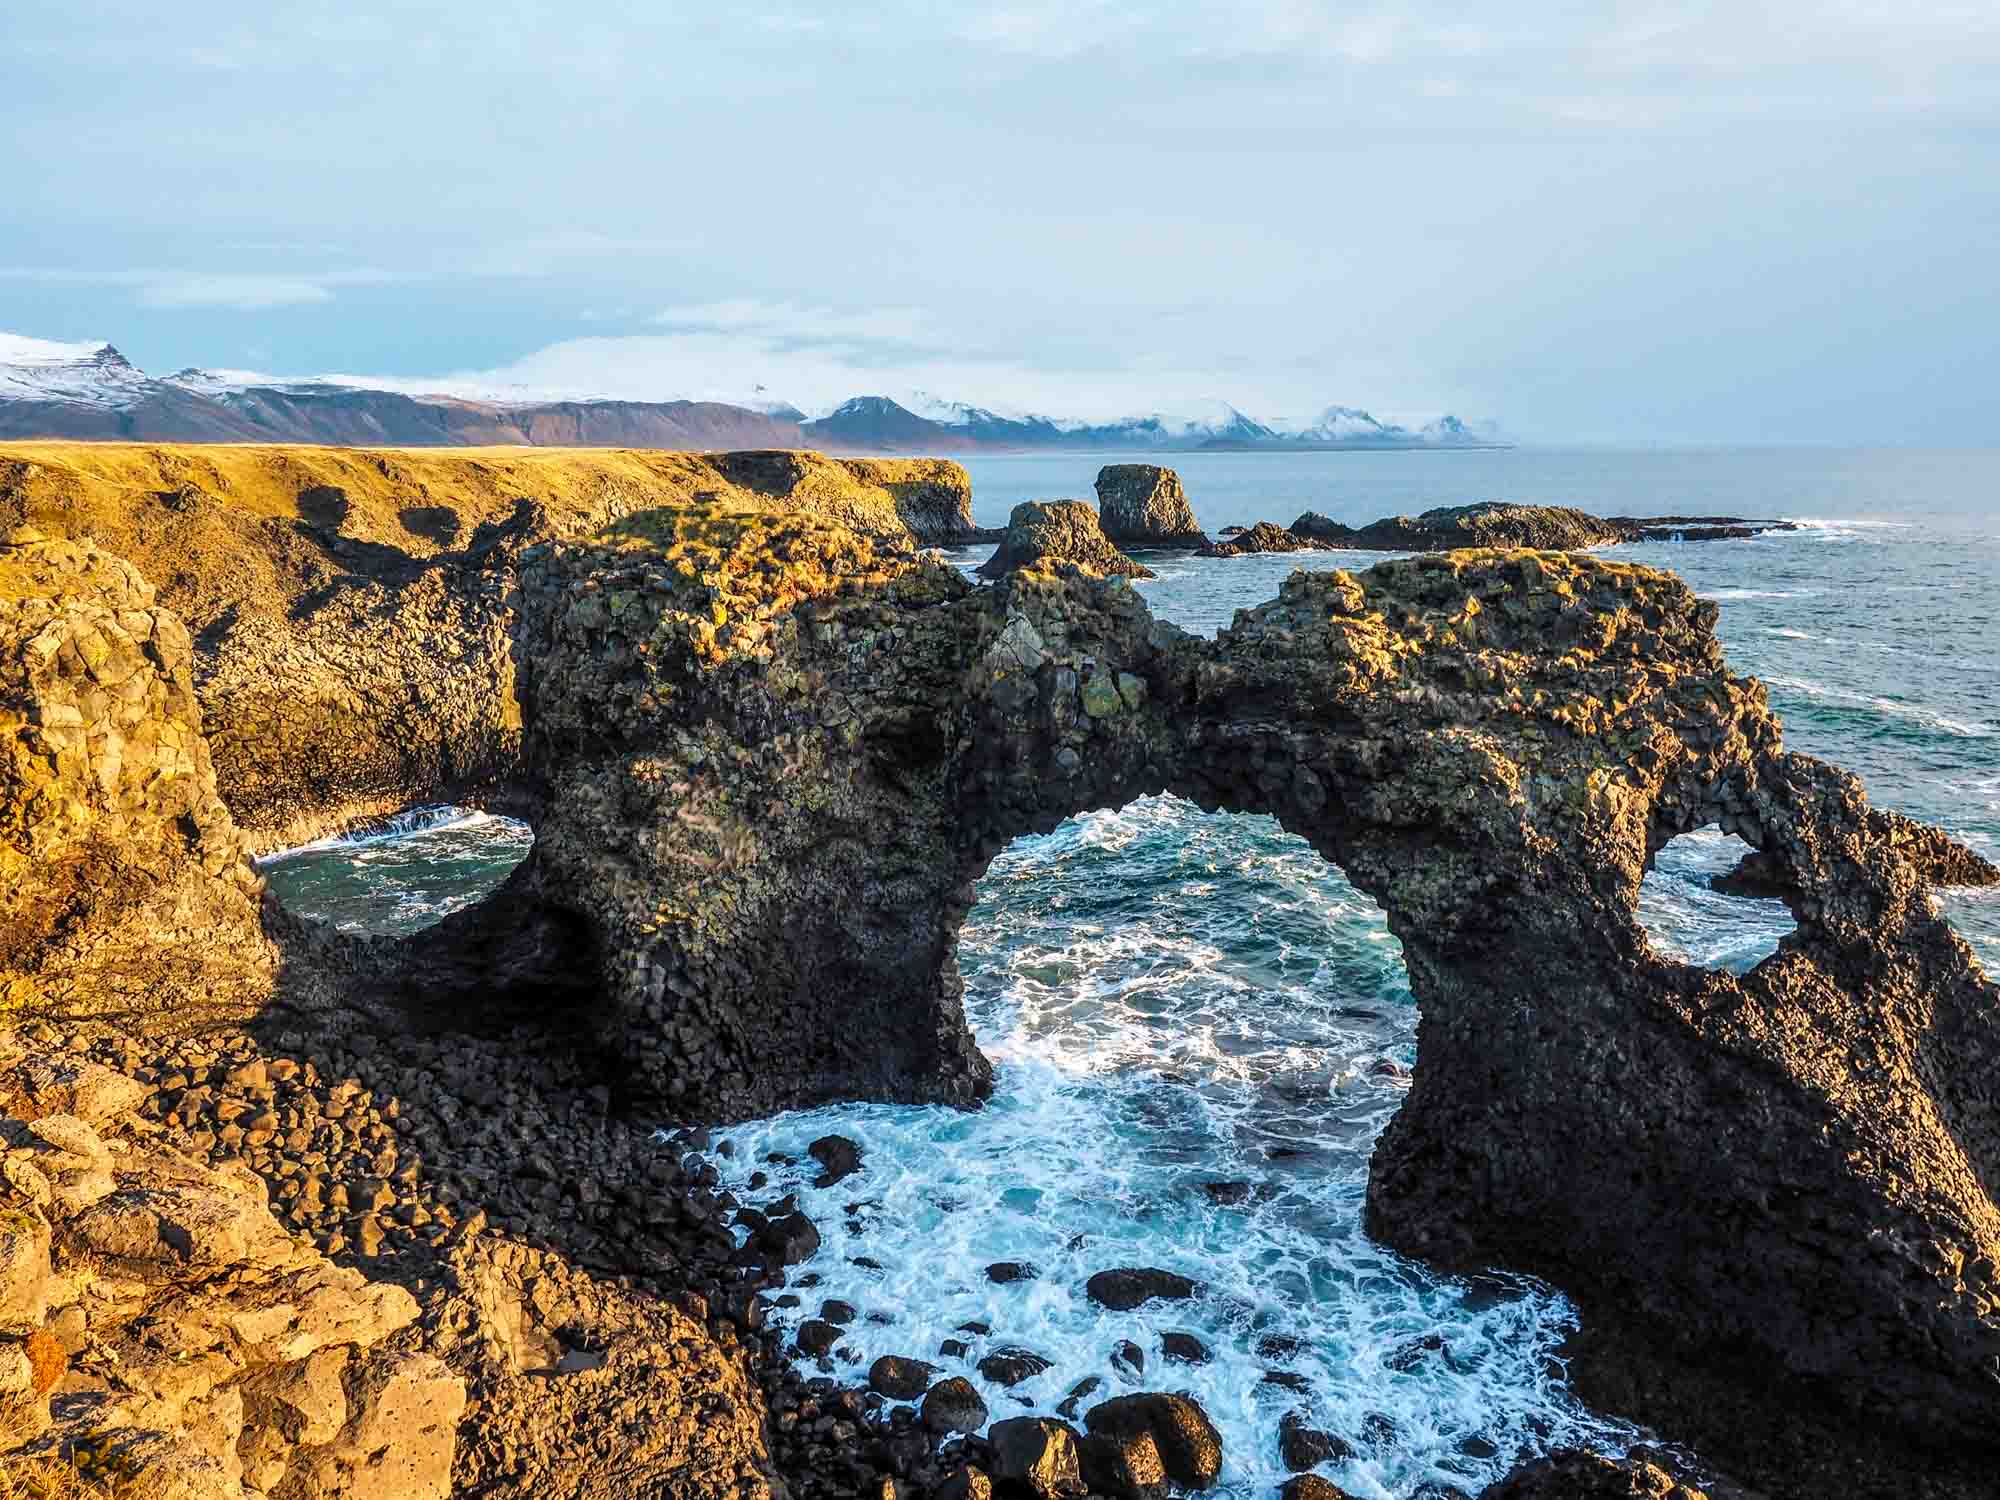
[
  {"left": 706, "top": 793, "right": 1642, "bottom": 1497},
  {"left": 258, "top": 803, "right": 534, "bottom": 937},
  {"left": 1635, "top": 827, "right": 1799, "bottom": 974}
]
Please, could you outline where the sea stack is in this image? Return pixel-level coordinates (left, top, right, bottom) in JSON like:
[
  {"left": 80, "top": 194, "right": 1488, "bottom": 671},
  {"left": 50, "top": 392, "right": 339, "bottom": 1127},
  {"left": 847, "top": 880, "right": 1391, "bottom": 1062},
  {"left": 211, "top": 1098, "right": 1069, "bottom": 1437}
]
[{"left": 1094, "top": 465, "right": 1208, "bottom": 548}]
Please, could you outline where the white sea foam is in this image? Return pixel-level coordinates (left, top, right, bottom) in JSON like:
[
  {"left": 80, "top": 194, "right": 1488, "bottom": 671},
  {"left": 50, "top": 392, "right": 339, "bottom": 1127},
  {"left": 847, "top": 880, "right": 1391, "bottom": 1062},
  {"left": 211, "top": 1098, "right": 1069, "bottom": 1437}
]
[
  {"left": 259, "top": 805, "right": 506, "bottom": 862},
  {"left": 708, "top": 798, "right": 1644, "bottom": 1498},
  {"left": 1635, "top": 829, "right": 1795, "bottom": 973},
  {"left": 1760, "top": 675, "right": 1996, "bottom": 739}
]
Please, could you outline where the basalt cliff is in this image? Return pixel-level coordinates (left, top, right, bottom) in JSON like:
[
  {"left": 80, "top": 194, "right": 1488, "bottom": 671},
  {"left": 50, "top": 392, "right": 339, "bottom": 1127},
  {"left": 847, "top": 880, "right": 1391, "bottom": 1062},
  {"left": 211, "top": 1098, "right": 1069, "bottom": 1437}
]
[{"left": 0, "top": 443, "right": 1996, "bottom": 1499}]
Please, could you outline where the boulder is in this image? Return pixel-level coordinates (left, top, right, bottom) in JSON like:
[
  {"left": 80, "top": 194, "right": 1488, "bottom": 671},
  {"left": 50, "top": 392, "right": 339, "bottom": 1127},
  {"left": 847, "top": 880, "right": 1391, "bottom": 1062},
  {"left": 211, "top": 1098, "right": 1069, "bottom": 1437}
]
[
  {"left": 1278, "top": 1411, "right": 1354, "bottom": 1471},
  {"left": 976, "top": 1346, "right": 1052, "bottom": 1386},
  {"left": 1085, "top": 1268, "right": 1200, "bottom": 1311},
  {"left": 1281, "top": 1479, "right": 1363, "bottom": 1500},
  {"left": 868, "top": 1354, "right": 936, "bottom": 1401},
  {"left": 1084, "top": 1393, "right": 1223, "bottom": 1492},
  {"left": 987, "top": 1416, "right": 1087, "bottom": 1500},
  {"left": 1095, "top": 465, "right": 1205, "bottom": 548},
  {"left": 920, "top": 1376, "right": 989, "bottom": 1435},
  {"left": 1201, "top": 520, "right": 1328, "bottom": 557},
  {"left": 976, "top": 501, "right": 1154, "bottom": 581},
  {"left": 808, "top": 1134, "right": 863, "bottom": 1187}
]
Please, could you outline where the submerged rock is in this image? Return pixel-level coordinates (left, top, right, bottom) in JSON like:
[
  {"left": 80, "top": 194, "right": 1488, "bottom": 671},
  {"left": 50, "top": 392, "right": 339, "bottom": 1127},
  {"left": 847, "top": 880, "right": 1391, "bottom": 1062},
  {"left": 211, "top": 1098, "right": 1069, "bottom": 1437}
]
[
  {"left": 1094, "top": 465, "right": 1206, "bottom": 549},
  {"left": 976, "top": 500, "right": 1155, "bottom": 581}
]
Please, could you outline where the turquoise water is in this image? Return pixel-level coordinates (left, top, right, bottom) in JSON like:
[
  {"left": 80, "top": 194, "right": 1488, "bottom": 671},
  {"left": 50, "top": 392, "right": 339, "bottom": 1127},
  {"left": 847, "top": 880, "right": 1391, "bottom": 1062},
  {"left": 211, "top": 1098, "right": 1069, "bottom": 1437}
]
[{"left": 263, "top": 449, "right": 2000, "bottom": 1497}]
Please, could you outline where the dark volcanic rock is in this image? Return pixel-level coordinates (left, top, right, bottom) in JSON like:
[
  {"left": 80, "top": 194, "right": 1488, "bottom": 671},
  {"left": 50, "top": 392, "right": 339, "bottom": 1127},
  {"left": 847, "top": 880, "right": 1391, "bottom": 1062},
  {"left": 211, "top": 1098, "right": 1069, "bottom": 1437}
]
[
  {"left": 986, "top": 1260, "right": 1039, "bottom": 1283},
  {"left": 1476, "top": 1449, "right": 1713, "bottom": 1499},
  {"left": 1085, "top": 1393, "right": 1223, "bottom": 1492},
  {"left": 1287, "top": 501, "right": 1797, "bottom": 552},
  {"left": 796, "top": 1319, "right": 842, "bottom": 1357},
  {"left": 1201, "top": 519, "right": 1326, "bottom": 557},
  {"left": 868, "top": 1354, "right": 937, "bottom": 1400},
  {"left": 757, "top": 1211, "right": 821, "bottom": 1266},
  {"left": 1279, "top": 1411, "right": 1355, "bottom": 1471},
  {"left": 1159, "top": 1331, "right": 1211, "bottom": 1365},
  {"left": 809, "top": 1133, "right": 863, "bottom": 1187},
  {"left": 935, "top": 1468, "right": 995, "bottom": 1500},
  {"left": 977, "top": 1346, "right": 1053, "bottom": 1386},
  {"left": 1281, "top": 1479, "right": 1362, "bottom": 1500},
  {"left": 1085, "top": 1268, "right": 1200, "bottom": 1311},
  {"left": 976, "top": 500, "right": 1155, "bottom": 580},
  {"left": 988, "top": 1417, "right": 1088, "bottom": 1500},
  {"left": 1094, "top": 464, "right": 1206, "bottom": 548},
  {"left": 921, "top": 1376, "right": 990, "bottom": 1435}
]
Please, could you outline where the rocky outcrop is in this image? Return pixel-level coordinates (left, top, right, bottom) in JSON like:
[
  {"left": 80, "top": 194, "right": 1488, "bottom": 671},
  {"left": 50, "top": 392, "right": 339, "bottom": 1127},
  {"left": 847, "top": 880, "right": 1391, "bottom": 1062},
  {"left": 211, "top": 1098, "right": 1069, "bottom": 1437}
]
[
  {"left": 975, "top": 501, "right": 1154, "bottom": 581},
  {"left": 0, "top": 444, "right": 976, "bottom": 849},
  {"left": 7, "top": 452, "right": 2000, "bottom": 1497},
  {"left": 0, "top": 1034, "right": 460, "bottom": 1500},
  {"left": 1094, "top": 465, "right": 1207, "bottom": 548},
  {"left": 451, "top": 534, "right": 1994, "bottom": 1497},
  {"left": 1289, "top": 502, "right": 1798, "bottom": 550},
  {"left": 1201, "top": 520, "right": 1328, "bottom": 557},
  {"left": 0, "top": 528, "right": 273, "bottom": 1022}
]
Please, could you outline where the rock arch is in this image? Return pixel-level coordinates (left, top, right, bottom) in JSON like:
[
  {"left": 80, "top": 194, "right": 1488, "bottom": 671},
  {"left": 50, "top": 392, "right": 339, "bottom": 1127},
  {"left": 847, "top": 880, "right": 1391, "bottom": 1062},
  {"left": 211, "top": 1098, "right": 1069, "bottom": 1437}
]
[{"left": 10, "top": 491, "right": 2000, "bottom": 1497}]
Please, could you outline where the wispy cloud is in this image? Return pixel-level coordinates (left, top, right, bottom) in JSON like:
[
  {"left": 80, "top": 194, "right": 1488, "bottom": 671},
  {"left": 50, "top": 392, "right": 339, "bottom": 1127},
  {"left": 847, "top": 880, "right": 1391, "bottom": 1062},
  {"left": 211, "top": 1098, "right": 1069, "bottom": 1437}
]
[{"left": 0, "top": 266, "right": 408, "bottom": 311}]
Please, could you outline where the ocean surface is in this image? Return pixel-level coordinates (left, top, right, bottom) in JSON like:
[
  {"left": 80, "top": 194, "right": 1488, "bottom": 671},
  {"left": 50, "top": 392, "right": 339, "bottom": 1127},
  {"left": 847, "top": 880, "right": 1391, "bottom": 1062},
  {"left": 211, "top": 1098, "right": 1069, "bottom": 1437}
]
[{"left": 262, "top": 448, "right": 2000, "bottom": 1497}]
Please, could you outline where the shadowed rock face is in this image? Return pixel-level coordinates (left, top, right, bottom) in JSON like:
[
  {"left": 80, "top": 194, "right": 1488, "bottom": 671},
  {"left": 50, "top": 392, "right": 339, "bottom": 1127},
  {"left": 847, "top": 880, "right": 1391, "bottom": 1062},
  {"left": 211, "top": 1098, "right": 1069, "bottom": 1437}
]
[{"left": 7, "top": 474, "right": 2000, "bottom": 1497}]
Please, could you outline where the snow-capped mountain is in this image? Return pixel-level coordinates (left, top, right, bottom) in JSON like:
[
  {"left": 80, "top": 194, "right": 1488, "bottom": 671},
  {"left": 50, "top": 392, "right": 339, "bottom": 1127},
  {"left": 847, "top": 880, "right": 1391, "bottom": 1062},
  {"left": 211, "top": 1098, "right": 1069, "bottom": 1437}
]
[
  {"left": 0, "top": 336, "right": 158, "bottom": 409},
  {"left": 0, "top": 328, "right": 1504, "bottom": 453}
]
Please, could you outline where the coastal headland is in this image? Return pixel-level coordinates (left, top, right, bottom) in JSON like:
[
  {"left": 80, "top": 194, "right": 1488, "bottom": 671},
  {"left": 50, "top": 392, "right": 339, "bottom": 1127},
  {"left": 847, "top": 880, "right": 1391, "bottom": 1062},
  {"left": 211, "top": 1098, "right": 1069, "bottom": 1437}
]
[{"left": 0, "top": 443, "right": 1994, "bottom": 1499}]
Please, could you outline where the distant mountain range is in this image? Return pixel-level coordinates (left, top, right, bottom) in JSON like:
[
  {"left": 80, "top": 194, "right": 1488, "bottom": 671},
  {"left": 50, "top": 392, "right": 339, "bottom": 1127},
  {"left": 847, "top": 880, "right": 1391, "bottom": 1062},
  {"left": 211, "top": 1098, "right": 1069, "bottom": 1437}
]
[{"left": 0, "top": 332, "right": 1504, "bottom": 454}]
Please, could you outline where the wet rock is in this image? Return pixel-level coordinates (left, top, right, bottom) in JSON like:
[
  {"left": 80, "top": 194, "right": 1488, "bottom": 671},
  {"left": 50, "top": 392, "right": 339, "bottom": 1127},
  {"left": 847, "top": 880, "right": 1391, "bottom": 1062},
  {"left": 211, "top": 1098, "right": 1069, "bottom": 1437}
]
[
  {"left": 988, "top": 1416, "right": 1088, "bottom": 1500},
  {"left": 1201, "top": 1180, "right": 1252, "bottom": 1206},
  {"left": 920, "top": 1376, "right": 989, "bottom": 1435},
  {"left": 1085, "top": 1268, "right": 1199, "bottom": 1311},
  {"left": 987, "top": 1260, "right": 1039, "bottom": 1284},
  {"left": 1110, "top": 1340, "right": 1144, "bottom": 1376},
  {"left": 977, "top": 1347, "right": 1052, "bottom": 1387},
  {"left": 757, "top": 1211, "right": 821, "bottom": 1266},
  {"left": 1159, "top": 1332, "right": 1211, "bottom": 1365},
  {"left": 1281, "top": 1478, "right": 1363, "bottom": 1500},
  {"left": 1055, "top": 1376, "right": 1103, "bottom": 1421},
  {"left": 868, "top": 1355, "right": 937, "bottom": 1401},
  {"left": 1279, "top": 1411, "right": 1355, "bottom": 1471},
  {"left": 797, "top": 1320, "right": 842, "bottom": 1357},
  {"left": 822, "top": 1299, "right": 858, "bottom": 1325},
  {"left": 809, "top": 1134, "right": 863, "bottom": 1188},
  {"left": 1085, "top": 1393, "right": 1224, "bottom": 1492}
]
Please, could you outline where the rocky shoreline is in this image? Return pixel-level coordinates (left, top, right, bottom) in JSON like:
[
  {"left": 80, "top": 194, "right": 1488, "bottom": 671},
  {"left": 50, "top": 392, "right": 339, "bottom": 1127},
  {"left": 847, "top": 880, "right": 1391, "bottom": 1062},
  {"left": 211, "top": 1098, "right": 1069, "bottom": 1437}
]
[{"left": 3, "top": 442, "right": 1998, "bottom": 1498}]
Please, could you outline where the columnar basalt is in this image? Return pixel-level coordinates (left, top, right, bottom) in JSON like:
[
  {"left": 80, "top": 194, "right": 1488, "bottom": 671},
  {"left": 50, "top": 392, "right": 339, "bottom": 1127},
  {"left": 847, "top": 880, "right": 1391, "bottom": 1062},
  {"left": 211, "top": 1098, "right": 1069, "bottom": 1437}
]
[
  {"left": 468, "top": 525, "right": 1997, "bottom": 1495},
  {"left": 1094, "top": 464, "right": 1207, "bottom": 548}
]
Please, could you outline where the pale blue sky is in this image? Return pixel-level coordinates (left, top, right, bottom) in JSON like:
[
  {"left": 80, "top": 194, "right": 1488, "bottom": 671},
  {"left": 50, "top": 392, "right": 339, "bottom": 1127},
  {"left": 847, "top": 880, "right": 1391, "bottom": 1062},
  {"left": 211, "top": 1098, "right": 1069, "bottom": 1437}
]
[{"left": 3, "top": 2, "right": 1995, "bottom": 440}]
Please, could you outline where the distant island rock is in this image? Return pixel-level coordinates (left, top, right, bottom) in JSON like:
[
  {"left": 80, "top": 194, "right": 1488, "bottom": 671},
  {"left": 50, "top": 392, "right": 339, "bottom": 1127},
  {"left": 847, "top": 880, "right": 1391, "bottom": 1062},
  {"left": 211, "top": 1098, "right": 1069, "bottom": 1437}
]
[{"left": 1204, "top": 501, "right": 1798, "bottom": 556}]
